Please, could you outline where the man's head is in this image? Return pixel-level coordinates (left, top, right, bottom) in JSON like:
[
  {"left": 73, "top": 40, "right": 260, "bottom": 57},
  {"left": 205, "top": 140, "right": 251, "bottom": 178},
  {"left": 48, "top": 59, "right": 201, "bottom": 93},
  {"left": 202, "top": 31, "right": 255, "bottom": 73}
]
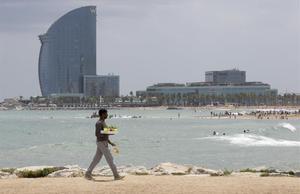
[{"left": 98, "top": 109, "right": 108, "bottom": 120}]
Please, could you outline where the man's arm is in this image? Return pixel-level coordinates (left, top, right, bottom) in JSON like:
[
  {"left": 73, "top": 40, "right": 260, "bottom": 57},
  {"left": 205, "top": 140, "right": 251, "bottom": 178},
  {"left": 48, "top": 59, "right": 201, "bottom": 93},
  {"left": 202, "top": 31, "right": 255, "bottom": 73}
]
[
  {"left": 108, "top": 138, "right": 116, "bottom": 146},
  {"left": 95, "top": 122, "right": 102, "bottom": 139}
]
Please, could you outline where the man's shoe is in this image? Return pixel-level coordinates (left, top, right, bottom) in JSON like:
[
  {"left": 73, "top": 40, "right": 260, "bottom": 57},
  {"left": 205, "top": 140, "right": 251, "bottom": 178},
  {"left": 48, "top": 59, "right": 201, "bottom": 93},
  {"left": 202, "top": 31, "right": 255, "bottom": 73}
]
[
  {"left": 114, "top": 175, "right": 125, "bottom": 181},
  {"left": 84, "top": 173, "right": 94, "bottom": 181}
]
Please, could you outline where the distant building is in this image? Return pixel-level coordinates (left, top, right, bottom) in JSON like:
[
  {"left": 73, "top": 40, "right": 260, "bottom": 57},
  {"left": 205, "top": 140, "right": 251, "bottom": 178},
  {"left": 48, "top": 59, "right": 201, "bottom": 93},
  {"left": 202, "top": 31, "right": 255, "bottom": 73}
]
[
  {"left": 139, "top": 69, "right": 277, "bottom": 96},
  {"left": 38, "top": 6, "right": 120, "bottom": 97},
  {"left": 83, "top": 75, "right": 120, "bottom": 97},
  {"left": 38, "top": 6, "right": 96, "bottom": 96},
  {"left": 145, "top": 82, "right": 277, "bottom": 96},
  {"left": 205, "top": 69, "right": 246, "bottom": 84}
]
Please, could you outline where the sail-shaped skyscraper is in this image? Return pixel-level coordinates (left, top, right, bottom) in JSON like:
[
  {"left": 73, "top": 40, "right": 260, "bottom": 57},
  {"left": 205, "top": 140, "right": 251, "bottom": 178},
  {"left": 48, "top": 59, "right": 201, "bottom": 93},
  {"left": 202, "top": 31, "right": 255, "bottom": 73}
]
[{"left": 38, "top": 6, "right": 97, "bottom": 96}]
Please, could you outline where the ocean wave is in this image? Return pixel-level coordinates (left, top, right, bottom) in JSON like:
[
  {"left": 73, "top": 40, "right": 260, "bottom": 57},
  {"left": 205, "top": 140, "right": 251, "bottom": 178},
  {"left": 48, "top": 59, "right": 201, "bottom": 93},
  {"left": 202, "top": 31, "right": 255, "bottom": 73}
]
[
  {"left": 112, "top": 115, "right": 142, "bottom": 119},
  {"left": 25, "top": 143, "right": 66, "bottom": 151},
  {"left": 28, "top": 146, "right": 37, "bottom": 150},
  {"left": 197, "top": 134, "right": 300, "bottom": 147},
  {"left": 276, "top": 123, "right": 297, "bottom": 132},
  {"left": 73, "top": 116, "right": 87, "bottom": 119}
]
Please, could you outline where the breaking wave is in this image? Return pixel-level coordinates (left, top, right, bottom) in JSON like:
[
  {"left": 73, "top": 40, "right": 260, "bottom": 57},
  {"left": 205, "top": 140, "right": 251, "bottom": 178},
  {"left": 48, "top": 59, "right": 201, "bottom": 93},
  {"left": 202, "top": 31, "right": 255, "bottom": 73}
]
[
  {"left": 276, "top": 123, "right": 297, "bottom": 132},
  {"left": 197, "top": 134, "right": 300, "bottom": 147}
]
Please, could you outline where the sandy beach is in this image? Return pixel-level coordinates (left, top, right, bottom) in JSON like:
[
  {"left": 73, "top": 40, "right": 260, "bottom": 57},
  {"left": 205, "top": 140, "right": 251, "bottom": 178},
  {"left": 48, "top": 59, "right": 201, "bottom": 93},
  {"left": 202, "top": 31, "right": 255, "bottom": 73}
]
[{"left": 1, "top": 175, "right": 299, "bottom": 194}]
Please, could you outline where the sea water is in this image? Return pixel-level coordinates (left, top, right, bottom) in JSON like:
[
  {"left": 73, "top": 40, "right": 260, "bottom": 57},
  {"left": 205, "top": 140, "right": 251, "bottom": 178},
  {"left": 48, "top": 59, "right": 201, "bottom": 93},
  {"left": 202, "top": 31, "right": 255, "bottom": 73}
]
[{"left": 0, "top": 108, "right": 299, "bottom": 170}]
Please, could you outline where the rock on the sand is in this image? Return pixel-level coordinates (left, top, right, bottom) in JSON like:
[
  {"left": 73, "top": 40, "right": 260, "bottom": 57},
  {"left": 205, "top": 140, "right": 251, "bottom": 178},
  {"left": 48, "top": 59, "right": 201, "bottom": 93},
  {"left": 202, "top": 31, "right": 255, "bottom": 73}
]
[
  {"left": 150, "top": 163, "right": 223, "bottom": 176},
  {"left": 119, "top": 165, "right": 150, "bottom": 175},
  {"left": 190, "top": 166, "right": 223, "bottom": 176},
  {"left": 91, "top": 165, "right": 150, "bottom": 176},
  {"left": 47, "top": 165, "right": 83, "bottom": 178},
  {"left": 150, "top": 162, "right": 192, "bottom": 175},
  {"left": 0, "top": 171, "right": 17, "bottom": 179}
]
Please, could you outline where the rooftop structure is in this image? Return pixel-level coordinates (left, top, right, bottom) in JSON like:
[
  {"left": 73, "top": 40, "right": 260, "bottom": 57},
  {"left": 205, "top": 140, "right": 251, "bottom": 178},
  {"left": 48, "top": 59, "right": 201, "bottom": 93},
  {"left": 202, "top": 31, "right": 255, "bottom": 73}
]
[{"left": 205, "top": 69, "right": 246, "bottom": 84}]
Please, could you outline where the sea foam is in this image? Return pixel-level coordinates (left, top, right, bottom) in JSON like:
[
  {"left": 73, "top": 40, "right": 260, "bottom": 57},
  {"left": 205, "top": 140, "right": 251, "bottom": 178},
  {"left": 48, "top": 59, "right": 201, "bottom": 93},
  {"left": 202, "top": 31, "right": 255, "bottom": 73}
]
[
  {"left": 198, "top": 134, "right": 300, "bottom": 147},
  {"left": 276, "top": 123, "right": 297, "bottom": 132}
]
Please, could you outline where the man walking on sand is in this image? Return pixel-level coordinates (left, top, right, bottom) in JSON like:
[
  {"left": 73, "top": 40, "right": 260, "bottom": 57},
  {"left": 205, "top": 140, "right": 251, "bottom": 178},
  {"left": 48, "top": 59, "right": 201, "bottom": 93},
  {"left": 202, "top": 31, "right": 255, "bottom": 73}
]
[{"left": 85, "top": 109, "right": 125, "bottom": 181}]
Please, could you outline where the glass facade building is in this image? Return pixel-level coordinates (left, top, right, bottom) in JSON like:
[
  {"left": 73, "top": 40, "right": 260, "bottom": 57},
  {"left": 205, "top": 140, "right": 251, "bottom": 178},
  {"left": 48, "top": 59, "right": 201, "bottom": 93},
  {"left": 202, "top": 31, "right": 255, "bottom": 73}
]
[
  {"left": 141, "top": 70, "right": 277, "bottom": 96},
  {"left": 83, "top": 75, "right": 120, "bottom": 97},
  {"left": 38, "top": 6, "right": 96, "bottom": 96},
  {"left": 145, "top": 82, "right": 277, "bottom": 96}
]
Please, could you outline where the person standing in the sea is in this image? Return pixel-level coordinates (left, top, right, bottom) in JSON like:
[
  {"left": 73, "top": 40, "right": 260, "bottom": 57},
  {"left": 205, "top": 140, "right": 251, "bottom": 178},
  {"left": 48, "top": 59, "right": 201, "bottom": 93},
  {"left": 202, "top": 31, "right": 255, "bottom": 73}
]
[{"left": 85, "top": 108, "right": 125, "bottom": 181}]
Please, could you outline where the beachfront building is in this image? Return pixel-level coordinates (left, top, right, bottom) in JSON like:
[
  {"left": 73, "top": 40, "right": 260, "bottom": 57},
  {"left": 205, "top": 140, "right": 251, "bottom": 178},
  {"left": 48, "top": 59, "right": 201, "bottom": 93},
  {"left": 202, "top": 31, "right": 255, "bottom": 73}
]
[
  {"left": 138, "top": 69, "right": 277, "bottom": 98},
  {"left": 205, "top": 69, "right": 246, "bottom": 84},
  {"left": 83, "top": 75, "right": 120, "bottom": 97},
  {"left": 144, "top": 82, "right": 277, "bottom": 96},
  {"left": 38, "top": 6, "right": 120, "bottom": 98},
  {"left": 38, "top": 6, "right": 97, "bottom": 96}
]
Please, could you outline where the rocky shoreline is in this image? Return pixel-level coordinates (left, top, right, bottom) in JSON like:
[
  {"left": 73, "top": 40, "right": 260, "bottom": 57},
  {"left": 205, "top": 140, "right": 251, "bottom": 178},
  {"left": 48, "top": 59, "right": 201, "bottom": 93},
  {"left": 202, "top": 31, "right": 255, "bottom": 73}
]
[{"left": 1, "top": 163, "right": 299, "bottom": 179}]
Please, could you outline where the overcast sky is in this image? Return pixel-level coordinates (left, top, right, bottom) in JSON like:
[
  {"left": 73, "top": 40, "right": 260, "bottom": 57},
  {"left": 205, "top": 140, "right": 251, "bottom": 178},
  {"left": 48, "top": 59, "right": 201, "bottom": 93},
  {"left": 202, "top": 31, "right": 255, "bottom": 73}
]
[{"left": 0, "top": 0, "right": 299, "bottom": 100}]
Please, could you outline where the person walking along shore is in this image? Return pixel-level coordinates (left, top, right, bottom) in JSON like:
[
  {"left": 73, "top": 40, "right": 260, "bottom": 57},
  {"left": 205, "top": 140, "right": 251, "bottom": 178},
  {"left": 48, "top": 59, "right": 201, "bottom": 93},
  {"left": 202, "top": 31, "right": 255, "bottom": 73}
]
[{"left": 85, "top": 109, "right": 124, "bottom": 181}]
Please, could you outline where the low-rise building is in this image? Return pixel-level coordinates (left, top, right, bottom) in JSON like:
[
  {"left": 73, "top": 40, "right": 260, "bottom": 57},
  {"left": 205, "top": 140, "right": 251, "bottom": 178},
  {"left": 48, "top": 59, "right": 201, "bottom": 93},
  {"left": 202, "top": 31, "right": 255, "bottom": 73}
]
[
  {"left": 138, "top": 69, "right": 277, "bottom": 97},
  {"left": 145, "top": 82, "right": 277, "bottom": 96}
]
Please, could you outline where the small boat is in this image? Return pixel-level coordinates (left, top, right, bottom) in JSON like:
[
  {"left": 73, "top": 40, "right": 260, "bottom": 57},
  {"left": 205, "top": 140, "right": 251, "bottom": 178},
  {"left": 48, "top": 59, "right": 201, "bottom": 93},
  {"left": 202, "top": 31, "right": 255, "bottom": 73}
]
[
  {"left": 166, "top": 106, "right": 183, "bottom": 110},
  {"left": 90, "top": 112, "right": 99, "bottom": 118},
  {"left": 15, "top": 106, "right": 24, "bottom": 111}
]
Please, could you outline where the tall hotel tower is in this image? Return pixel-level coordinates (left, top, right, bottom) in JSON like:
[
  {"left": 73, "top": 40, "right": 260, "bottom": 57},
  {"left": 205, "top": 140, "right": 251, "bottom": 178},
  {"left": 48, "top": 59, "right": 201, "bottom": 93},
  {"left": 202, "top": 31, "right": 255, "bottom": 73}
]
[{"left": 38, "top": 6, "right": 97, "bottom": 96}]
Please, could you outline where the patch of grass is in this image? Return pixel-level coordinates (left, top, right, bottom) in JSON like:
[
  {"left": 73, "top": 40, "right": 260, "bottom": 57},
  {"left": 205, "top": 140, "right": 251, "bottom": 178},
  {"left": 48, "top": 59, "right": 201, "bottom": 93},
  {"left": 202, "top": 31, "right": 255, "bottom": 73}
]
[
  {"left": 240, "top": 168, "right": 257, "bottom": 173},
  {"left": 187, "top": 167, "right": 193, "bottom": 174},
  {"left": 16, "top": 167, "right": 61, "bottom": 178},
  {"left": 260, "top": 172, "right": 270, "bottom": 177},
  {"left": 210, "top": 173, "right": 220, "bottom": 176},
  {"left": 171, "top": 172, "right": 186, "bottom": 175},
  {"left": 135, "top": 172, "right": 149, "bottom": 175},
  {"left": 208, "top": 169, "right": 232, "bottom": 176},
  {"left": 260, "top": 169, "right": 277, "bottom": 173},
  {"left": 288, "top": 171, "right": 295, "bottom": 176},
  {"left": 1, "top": 168, "right": 16, "bottom": 174},
  {"left": 240, "top": 168, "right": 278, "bottom": 174},
  {"left": 223, "top": 169, "right": 233, "bottom": 176}
]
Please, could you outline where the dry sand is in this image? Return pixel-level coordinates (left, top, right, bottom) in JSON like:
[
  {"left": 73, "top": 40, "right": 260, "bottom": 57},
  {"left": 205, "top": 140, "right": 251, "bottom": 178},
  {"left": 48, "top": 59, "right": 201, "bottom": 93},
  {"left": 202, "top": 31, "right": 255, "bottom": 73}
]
[{"left": 1, "top": 175, "right": 299, "bottom": 194}]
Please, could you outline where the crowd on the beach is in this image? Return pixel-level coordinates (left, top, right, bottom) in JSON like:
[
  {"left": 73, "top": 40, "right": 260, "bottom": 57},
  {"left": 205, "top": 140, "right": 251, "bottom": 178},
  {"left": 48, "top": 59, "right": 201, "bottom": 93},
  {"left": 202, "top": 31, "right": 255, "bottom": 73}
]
[
  {"left": 209, "top": 109, "right": 300, "bottom": 120},
  {"left": 247, "top": 109, "right": 300, "bottom": 120},
  {"left": 210, "top": 111, "right": 241, "bottom": 119}
]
